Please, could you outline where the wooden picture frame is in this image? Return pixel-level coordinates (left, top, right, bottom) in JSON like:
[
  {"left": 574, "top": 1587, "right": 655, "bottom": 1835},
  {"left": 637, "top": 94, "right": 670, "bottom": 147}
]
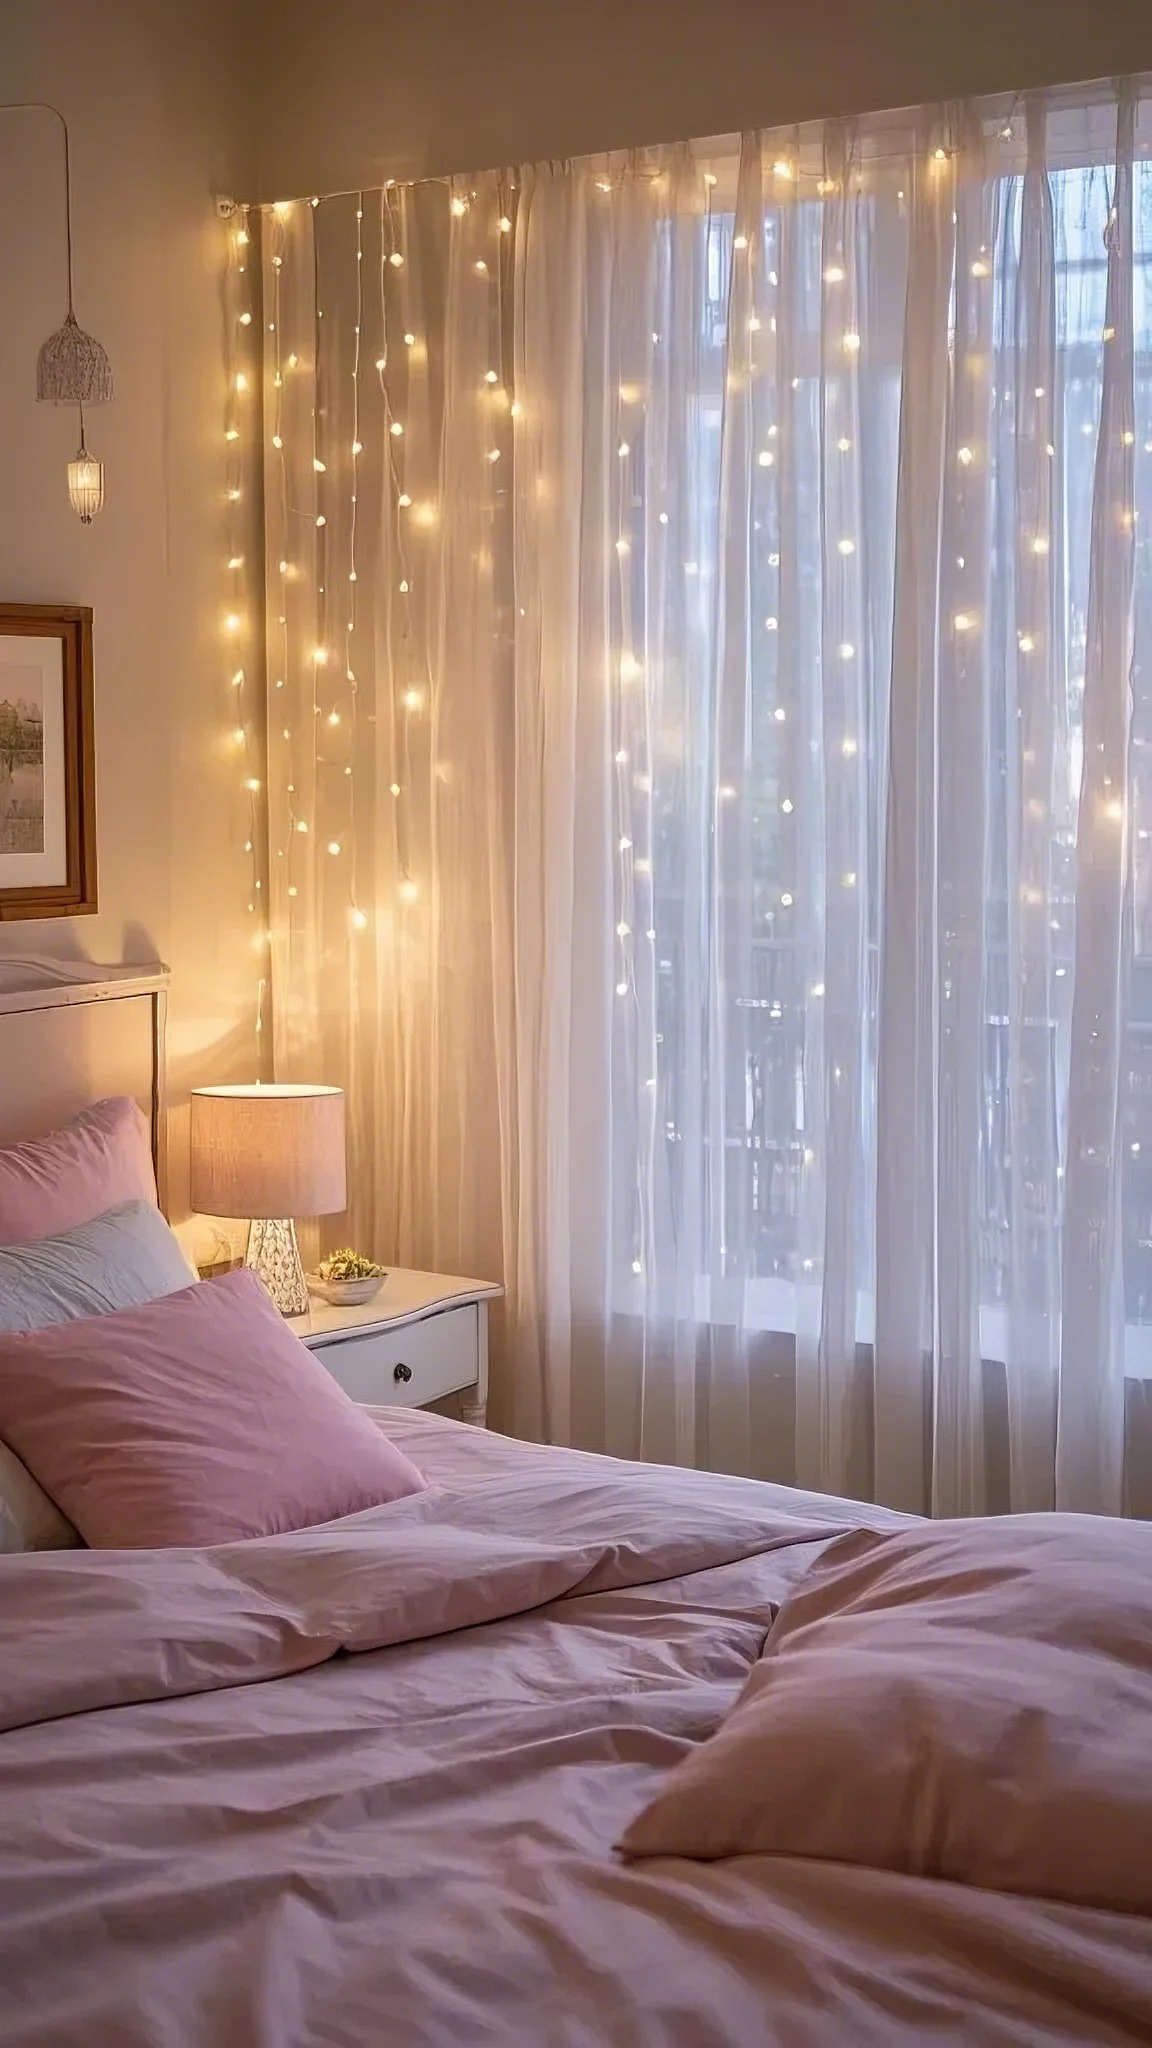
[{"left": 0, "top": 603, "right": 96, "bottom": 921}]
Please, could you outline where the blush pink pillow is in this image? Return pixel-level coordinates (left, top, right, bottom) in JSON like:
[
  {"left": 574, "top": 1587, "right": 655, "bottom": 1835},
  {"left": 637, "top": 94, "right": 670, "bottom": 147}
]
[
  {"left": 619, "top": 1515, "right": 1152, "bottom": 1914},
  {"left": 0, "top": 1269, "right": 426, "bottom": 1547},
  {"left": 0, "top": 1098, "right": 157, "bottom": 1247}
]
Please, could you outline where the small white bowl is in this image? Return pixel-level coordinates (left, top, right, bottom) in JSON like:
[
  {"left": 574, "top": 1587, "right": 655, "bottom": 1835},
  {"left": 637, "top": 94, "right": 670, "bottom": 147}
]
[{"left": 307, "top": 1273, "right": 387, "bottom": 1308}]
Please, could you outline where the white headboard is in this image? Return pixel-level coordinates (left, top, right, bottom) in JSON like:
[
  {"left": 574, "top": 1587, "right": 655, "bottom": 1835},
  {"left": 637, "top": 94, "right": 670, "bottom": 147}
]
[{"left": 0, "top": 958, "right": 169, "bottom": 1204}]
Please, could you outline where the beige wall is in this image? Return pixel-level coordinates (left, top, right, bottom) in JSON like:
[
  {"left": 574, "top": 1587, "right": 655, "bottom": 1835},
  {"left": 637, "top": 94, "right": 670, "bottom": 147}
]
[
  {"left": 0, "top": 0, "right": 265, "bottom": 1224},
  {"left": 251, "top": 0, "right": 1152, "bottom": 197}
]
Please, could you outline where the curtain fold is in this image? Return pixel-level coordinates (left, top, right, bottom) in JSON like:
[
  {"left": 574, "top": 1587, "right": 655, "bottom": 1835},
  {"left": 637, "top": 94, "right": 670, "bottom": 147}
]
[
  {"left": 260, "top": 77, "right": 1152, "bottom": 1514},
  {"left": 1003, "top": 94, "right": 1063, "bottom": 1512},
  {"left": 873, "top": 118, "right": 955, "bottom": 1513},
  {"left": 1056, "top": 86, "right": 1138, "bottom": 1511}
]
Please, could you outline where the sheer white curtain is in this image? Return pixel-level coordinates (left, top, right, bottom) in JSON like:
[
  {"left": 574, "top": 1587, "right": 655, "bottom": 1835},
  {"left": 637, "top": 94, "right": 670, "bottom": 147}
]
[
  {"left": 261, "top": 79, "right": 1152, "bottom": 1514},
  {"left": 260, "top": 176, "right": 516, "bottom": 1315}
]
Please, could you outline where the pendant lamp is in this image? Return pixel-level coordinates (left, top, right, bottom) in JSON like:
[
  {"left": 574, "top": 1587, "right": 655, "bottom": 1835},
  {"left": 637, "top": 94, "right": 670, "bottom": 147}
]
[{"left": 1, "top": 102, "right": 113, "bottom": 521}]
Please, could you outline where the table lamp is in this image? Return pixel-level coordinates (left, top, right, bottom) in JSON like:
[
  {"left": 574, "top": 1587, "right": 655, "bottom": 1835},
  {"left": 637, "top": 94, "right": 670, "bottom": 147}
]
[{"left": 189, "top": 1083, "right": 347, "bottom": 1316}]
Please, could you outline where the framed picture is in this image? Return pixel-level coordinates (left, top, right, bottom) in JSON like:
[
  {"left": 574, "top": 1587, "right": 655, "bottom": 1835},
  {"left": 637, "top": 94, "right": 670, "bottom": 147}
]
[{"left": 0, "top": 603, "right": 96, "bottom": 921}]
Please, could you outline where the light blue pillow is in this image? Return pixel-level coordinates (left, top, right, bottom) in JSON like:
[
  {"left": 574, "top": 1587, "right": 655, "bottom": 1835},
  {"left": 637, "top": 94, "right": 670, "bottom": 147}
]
[
  {"left": 0, "top": 1200, "right": 197, "bottom": 1335},
  {"left": 0, "top": 1201, "right": 198, "bottom": 1552}
]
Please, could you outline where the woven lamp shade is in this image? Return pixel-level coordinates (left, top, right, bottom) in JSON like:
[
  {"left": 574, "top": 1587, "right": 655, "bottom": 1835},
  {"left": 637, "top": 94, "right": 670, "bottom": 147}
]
[
  {"left": 37, "top": 312, "right": 114, "bottom": 404},
  {"left": 190, "top": 1085, "right": 346, "bottom": 1220}
]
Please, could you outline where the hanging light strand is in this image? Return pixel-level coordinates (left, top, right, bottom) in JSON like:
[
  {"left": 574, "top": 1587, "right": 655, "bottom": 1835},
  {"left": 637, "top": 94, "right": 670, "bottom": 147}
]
[
  {"left": 823, "top": 129, "right": 866, "bottom": 956},
  {"left": 222, "top": 203, "right": 269, "bottom": 1047},
  {"left": 269, "top": 207, "right": 296, "bottom": 906},
  {"left": 346, "top": 193, "right": 364, "bottom": 925},
  {"left": 385, "top": 180, "right": 442, "bottom": 903},
  {"left": 492, "top": 174, "right": 519, "bottom": 666},
  {"left": 381, "top": 183, "right": 417, "bottom": 899},
  {"left": 313, "top": 220, "right": 327, "bottom": 764}
]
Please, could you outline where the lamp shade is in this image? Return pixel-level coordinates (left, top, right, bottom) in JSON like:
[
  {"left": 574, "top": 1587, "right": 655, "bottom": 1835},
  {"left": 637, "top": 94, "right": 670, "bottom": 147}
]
[
  {"left": 36, "top": 313, "right": 114, "bottom": 405},
  {"left": 190, "top": 1085, "right": 346, "bottom": 1220}
]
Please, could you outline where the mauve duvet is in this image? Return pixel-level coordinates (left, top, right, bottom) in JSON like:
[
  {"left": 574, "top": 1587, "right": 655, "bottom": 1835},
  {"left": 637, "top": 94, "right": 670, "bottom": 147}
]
[{"left": 0, "top": 1411, "right": 1148, "bottom": 2047}]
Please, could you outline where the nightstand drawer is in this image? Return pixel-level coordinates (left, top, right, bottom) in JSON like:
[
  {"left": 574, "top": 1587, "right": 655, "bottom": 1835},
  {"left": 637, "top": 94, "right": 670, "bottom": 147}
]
[{"left": 308, "top": 1305, "right": 479, "bottom": 1408}]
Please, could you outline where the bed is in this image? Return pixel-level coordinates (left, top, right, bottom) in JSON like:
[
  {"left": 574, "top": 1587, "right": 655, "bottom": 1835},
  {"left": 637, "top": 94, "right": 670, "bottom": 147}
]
[
  {"left": 1, "top": 973, "right": 1150, "bottom": 2046},
  {"left": 0, "top": 1412, "right": 1148, "bottom": 2046}
]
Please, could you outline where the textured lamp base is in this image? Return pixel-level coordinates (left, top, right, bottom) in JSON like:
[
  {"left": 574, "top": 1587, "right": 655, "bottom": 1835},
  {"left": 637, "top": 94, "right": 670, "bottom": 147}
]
[{"left": 245, "top": 1218, "right": 309, "bottom": 1317}]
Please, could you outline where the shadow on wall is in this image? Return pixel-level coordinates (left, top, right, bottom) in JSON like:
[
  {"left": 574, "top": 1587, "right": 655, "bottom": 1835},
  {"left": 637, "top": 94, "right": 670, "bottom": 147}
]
[{"left": 167, "top": 1008, "right": 268, "bottom": 1269}]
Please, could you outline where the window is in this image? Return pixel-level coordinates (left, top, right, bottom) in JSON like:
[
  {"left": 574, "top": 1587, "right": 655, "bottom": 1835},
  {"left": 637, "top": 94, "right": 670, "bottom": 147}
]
[{"left": 613, "top": 139, "right": 1152, "bottom": 1378}]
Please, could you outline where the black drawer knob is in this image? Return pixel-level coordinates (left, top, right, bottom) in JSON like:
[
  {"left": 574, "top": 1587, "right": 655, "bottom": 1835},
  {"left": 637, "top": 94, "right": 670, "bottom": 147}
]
[{"left": 393, "top": 1362, "right": 413, "bottom": 1384}]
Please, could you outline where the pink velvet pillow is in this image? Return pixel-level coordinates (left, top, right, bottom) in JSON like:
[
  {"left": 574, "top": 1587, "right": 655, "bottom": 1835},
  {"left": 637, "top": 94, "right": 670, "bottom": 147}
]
[
  {"left": 0, "top": 1098, "right": 157, "bottom": 1247},
  {"left": 0, "top": 1269, "right": 426, "bottom": 1547},
  {"left": 619, "top": 1515, "right": 1152, "bottom": 1913}
]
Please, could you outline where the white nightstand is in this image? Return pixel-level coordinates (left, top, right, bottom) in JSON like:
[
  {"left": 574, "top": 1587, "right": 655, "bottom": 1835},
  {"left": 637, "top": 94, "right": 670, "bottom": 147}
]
[{"left": 289, "top": 1268, "right": 501, "bottom": 1426}]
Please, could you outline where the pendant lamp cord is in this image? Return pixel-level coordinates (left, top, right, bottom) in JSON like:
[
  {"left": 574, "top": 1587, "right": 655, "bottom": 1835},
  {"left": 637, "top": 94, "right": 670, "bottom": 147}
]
[{"left": 0, "top": 102, "right": 75, "bottom": 315}]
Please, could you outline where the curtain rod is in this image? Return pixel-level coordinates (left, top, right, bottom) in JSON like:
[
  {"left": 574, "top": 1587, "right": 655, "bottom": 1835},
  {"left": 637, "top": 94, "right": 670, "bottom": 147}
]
[{"left": 233, "top": 70, "right": 1149, "bottom": 216}]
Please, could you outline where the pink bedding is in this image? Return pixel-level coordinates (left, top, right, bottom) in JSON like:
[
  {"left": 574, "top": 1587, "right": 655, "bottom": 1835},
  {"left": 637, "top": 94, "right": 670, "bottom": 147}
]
[
  {"left": 619, "top": 1515, "right": 1152, "bottom": 1910},
  {"left": 0, "top": 1411, "right": 1148, "bottom": 2047}
]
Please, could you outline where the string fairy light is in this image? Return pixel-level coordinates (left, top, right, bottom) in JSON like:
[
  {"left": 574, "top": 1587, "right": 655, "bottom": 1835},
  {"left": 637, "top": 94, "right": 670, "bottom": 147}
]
[
  {"left": 246, "top": 173, "right": 527, "bottom": 973},
  {"left": 297, "top": 193, "right": 335, "bottom": 929},
  {"left": 263, "top": 194, "right": 305, "bottom": 942},
  {"left": 344, "top": 191, "right": 365, "bottom": 931},
  {"left": 378, "top": 176, "right": 442, "bottom": 908},
  {"left": 222, "top": 201, "right": 269, "bottom": 1048}
]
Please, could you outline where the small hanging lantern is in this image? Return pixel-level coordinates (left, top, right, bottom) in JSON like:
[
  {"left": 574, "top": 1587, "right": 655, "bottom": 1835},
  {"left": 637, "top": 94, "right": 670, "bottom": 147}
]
[{"left": 67, "top": 412, "right": 104, "bottom": 525}]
